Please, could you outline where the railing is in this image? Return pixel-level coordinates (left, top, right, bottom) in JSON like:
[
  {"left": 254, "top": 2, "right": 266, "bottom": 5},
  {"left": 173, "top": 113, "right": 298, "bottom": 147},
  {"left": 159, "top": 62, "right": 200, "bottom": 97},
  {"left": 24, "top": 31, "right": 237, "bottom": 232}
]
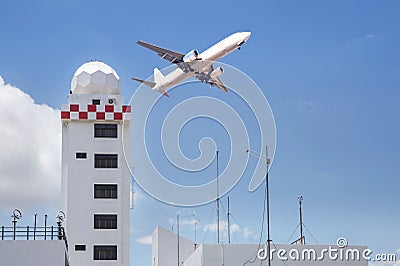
[{"left": 0, "top": 226, "right": 68, "bottom": 250}]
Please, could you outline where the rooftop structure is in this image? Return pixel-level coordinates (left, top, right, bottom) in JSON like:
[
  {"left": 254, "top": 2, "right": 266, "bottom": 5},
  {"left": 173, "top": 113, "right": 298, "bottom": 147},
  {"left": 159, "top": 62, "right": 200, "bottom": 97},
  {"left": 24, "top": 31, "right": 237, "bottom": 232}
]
[
  {"left": 0, "top": 212, "right": 69, "bottom": 266},
  {"left": 152, "top": 226, "right": 369, "bottom": 266},
  {"left": 70, "top": 61, "right": 120, "bottom": 95}
]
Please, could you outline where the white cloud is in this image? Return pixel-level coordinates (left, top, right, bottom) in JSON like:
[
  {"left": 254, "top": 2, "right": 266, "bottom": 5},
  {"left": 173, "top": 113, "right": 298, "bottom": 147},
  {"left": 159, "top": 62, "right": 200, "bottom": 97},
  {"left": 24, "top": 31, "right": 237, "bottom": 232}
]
[
  {"left": 136, "top": 234, "right": 152, "bottom": 245},
  {"left": 230, "top": 223, "right": 241, "bottom": 233},
  {"left": 355, "top": 33, "right": 375, "bottom": 43},
  {"left": 179, "top": 218, "right": 198, "bottom": 227},
  {"left": 242, "top": 227, "right": 253, "bottom": 238},
  {"left": 203, "top": 221, "right": 232, "bottom": 233},
  {"left": 0, "top": 76, "right": 61, "bottom": 209},
  {"left": 285, "top": 100, "right": 313, "bottom": 113},
  {"left": 203, "top": 220, "right": 253, "bottom": 239},
  {"left": 168, "top": 214, "right": 199, "bottom": 229}
]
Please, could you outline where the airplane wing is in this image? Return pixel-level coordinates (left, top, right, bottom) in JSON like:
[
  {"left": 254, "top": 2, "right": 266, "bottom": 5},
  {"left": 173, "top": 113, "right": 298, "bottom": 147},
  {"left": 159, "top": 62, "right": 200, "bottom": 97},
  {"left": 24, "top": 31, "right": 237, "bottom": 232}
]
[
  {"left": 194, "top": 64, "right": 229, "bottom": 93},
  {"left": 207, "top": 76, "right": 228, "bottom": 92},
  {"left": 137, "top": 41, "right": 185, "bottom": 64}
]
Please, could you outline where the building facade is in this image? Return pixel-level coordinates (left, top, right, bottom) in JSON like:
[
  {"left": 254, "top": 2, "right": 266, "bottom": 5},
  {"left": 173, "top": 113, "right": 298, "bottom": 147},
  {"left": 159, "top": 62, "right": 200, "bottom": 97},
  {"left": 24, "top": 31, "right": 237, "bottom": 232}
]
[{"left": 61, "top": 61, "right": 131, "bottom": 266}]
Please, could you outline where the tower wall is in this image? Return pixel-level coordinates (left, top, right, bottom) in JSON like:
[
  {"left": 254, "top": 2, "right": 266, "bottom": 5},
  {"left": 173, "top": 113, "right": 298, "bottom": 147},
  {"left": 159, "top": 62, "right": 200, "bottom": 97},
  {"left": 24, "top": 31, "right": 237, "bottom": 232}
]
[{"left": 61, "top": 62, "right": 130, "bottom": 266}]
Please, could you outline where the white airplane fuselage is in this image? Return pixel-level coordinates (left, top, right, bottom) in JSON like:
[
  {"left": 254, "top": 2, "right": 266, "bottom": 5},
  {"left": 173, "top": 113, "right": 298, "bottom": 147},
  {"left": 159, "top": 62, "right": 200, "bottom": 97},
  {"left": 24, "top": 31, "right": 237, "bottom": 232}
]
[{"left": 152, "top": 32, "right": 251, "bottom": 92}]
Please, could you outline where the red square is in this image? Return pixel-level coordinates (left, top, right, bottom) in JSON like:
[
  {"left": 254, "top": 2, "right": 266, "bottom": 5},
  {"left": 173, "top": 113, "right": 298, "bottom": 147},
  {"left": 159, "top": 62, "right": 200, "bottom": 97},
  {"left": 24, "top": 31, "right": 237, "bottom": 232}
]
[
  {"left": 70, "top": 104, "right": 79, "bottom": 112},
  {"left": 96, "top": 112, "right": 105, "bottom": 120},
  {"left": 79, "top": 112, "right": 88, "bottom": 119},
  {"left": 87, "top": 104, "right": 96, "bottom": 112},
  {"left": 114, "top": 112, "right": 123, "bottom": 120},
  {"left": 61, "top": 111, "right": 70, "bottom": 119},
  {"left": 105, "top": 105, "right": 114, "bottom": 112},
  {"left": 122, "top": 105, "right": 131, "bottom": 113}
]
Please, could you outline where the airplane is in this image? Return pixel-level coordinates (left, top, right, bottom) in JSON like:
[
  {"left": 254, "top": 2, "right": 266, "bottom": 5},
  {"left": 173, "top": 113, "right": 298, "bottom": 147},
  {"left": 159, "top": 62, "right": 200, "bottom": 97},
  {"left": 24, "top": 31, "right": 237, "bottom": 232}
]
[{"left": 132, "top": 31, "right": 251, "bottom": 97}]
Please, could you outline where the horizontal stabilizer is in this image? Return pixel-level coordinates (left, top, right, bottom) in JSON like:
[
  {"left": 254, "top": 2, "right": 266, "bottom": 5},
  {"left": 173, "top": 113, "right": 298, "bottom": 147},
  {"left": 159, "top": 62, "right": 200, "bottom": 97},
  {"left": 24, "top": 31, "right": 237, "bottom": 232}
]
[{"left": 132, "top": 77, "right": 156, "bottom": 88}]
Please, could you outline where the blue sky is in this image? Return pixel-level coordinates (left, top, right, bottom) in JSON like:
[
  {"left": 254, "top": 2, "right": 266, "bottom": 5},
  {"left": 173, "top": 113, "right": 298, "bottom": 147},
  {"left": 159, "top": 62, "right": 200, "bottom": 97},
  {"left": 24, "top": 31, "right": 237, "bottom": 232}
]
[{"left": 0, "top": 1, "right": 399, "bottom": 265}]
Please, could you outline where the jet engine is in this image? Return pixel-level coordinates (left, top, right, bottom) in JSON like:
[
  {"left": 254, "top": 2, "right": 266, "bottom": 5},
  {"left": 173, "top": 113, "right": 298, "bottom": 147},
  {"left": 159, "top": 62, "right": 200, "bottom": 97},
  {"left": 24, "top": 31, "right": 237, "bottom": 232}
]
[
  {"left": 183, "top": 50, "right": 199, "bottom": 62},
  {"left": 210, "top": 67, "right": 224, "bottom": 79}
]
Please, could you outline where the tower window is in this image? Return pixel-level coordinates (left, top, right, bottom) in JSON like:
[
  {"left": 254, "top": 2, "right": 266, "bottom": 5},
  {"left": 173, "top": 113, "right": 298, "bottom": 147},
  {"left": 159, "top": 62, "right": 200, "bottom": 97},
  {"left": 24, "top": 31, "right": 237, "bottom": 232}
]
[
  {"left": 94, "top": 124, "right": 117, "bottom": 138},
  {"left": 76, "top": 152, "right": 87, "bottom": 159},
  {"left": 94, "top": 184, "right": 117, "bottom": 199},
  {"left": 93, "top": 245, "right": 117, "bottom": 260},
  {"left": 94, "top": 154, "right": 118, "bottom": 168},
  {"left": 92, "top": 99, "right": 101, "bottom": 105},
  {"left": 94, "top": 214, "right": 117, "bottom": 229},
  {"left": 75, "top": 245, "right": 86, "bottom": 251}
]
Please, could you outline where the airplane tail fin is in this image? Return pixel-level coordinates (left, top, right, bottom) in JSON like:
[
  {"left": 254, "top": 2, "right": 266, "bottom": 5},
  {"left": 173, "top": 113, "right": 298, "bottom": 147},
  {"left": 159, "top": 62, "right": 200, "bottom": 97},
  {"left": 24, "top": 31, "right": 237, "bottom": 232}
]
[
  {"left": 132, "top": 77, "right": 156, "bottom": 88},
  {"left": 153, "top": 67, "right": 164, "bottom": 84}
]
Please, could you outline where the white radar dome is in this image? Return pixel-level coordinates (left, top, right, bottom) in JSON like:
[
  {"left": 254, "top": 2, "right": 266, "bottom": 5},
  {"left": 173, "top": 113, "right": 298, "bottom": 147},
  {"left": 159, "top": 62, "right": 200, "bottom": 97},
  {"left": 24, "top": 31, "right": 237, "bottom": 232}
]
[{"left": 71, "top": 61, "right": 120, "bottom": 95}]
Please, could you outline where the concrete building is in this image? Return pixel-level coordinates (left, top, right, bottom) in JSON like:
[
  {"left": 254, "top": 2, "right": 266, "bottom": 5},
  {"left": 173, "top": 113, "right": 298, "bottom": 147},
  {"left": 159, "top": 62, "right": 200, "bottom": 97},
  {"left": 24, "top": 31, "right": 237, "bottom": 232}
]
[
  {"left": 152, "top": 226, "right": 196, "bottom": 266},
  {"left": 152, "top": 226, "right": 369, "bottom": 266},
  {"left": 0, "top": 240, "right": 69, "bottom": 266},
  {"left": 61, "top": 61, "right": 131, "bottom": 266}
]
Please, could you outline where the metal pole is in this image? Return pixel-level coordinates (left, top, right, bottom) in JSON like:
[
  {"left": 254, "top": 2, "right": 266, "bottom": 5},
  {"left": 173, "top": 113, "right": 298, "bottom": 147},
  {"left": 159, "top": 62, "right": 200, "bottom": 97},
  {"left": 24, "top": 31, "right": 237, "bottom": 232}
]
[
  {"left": 194, "top": 221, "right": 197, "bottom": 250},
  {"left": 216, "top": 150, "right": 220, "bottom": 244},
  {"left": 12, "top": 217, "right": 17, "bottom": 240},
  {"left": 34, "top": 213, "right": 37, "bottom": 240},
  {"left": 57, "top": 220, "right": 62, "bottom": 240},
  {"left": 44, "top": 214, "right": 48, "bottom": 240},
  {"left": 299, "top": 196, "right": 304, "bottom": 244},
  {"left": 56, "top": 211, "right": 65, "bottom": 241},
  {"left": 266, "top": 146, "right": 271, "bottom": 266},
  {"left": 11, "top": 209, "right": 21, "bottom": 240},
  {"left": 245, "top": 147, "right": 272, "bottom": 265},
  {"left": 177, "top": 214, "right": 180, "bottom": 266},
  {"left": 227, "top": 197, "right": 231, "bottom": 244}
]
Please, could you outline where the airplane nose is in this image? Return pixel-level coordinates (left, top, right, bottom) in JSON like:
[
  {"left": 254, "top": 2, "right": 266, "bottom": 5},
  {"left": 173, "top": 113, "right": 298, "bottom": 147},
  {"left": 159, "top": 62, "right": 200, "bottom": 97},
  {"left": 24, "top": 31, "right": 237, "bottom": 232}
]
[{"left": 242, "top": 32, "right": 251, "bottom": 41}]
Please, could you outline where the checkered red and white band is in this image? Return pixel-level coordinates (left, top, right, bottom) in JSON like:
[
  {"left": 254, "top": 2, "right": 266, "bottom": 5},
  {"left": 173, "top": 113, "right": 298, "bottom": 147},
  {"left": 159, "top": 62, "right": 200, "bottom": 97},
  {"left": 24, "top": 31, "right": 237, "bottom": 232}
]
[{"left": 61, "top": 104, "right": 131, "bottom": 121}]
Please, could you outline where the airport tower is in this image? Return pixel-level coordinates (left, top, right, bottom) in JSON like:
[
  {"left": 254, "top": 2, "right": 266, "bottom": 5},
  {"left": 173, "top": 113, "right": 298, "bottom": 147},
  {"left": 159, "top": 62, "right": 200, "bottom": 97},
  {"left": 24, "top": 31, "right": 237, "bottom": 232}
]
[{"left": 61, "top": 61, "right": 131, "bottom": 266}]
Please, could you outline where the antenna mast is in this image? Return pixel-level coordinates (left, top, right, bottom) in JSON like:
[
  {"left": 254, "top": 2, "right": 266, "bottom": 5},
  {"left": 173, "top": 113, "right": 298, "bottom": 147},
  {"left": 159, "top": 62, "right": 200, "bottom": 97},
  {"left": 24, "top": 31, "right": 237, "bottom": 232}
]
[
  {"left": 216, "top": 150, "right": 220, "bottom": 244},
  {"left": 246, "top": 146, "right": 272, "bottom": 266},
  {"left": 177, "top": 214, "right": 180, "bottom": 266},
  {"left": 227, "top": 197, "right": 231, "bottom": 244},
  {"left": 265, "top": 146, "right": 271, "bottom": 266},
  {"left": 298, "top": 195, "right": 304, "bottom": 244}
]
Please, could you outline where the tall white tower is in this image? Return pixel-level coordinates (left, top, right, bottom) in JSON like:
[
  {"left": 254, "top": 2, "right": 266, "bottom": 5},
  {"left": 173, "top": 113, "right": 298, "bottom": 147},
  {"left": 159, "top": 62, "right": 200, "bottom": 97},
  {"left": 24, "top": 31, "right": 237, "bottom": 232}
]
[{"left": 61, "top": 61, "right": 130, "bottom": 266}]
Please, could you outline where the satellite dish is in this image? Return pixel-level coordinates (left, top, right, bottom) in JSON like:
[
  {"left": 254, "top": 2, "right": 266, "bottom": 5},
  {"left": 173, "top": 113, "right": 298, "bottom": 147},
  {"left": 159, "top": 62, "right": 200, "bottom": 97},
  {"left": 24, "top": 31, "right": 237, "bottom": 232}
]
[
  {"left": 12, "top": 209, "right": 22, "bottom": 220},
  {"left": 57, "top": 211, "right": 66, "bottom": 222}
]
